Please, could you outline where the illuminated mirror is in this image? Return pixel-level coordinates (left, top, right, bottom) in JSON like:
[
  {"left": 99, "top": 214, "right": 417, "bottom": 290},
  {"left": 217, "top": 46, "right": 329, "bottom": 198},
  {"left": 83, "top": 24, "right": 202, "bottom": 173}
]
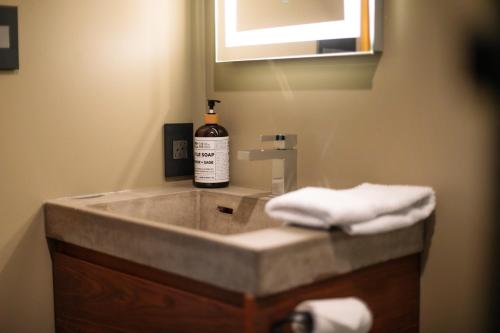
[{"left": 215, "top": 0, "right": 382, "bottom": 62}]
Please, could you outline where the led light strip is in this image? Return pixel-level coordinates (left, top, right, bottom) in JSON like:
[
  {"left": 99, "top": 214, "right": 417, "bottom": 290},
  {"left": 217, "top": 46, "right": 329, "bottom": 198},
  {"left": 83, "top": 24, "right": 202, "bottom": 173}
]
[{"left": 223, "top": 0, "right": 362, "bottom": 48}]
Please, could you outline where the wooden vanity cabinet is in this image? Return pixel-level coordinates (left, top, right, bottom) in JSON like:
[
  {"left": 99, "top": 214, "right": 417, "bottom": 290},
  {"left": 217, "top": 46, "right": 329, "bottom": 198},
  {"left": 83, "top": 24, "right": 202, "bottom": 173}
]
[{"left": 50, "top": 240, "right": 420, "bottom": 333}]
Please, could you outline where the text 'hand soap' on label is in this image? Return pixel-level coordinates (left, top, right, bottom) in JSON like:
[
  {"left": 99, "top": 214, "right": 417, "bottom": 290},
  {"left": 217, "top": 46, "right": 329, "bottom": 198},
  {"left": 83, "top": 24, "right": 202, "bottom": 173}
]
[{"left": 194, "top": 137, "right": 229, "bottom": 183}]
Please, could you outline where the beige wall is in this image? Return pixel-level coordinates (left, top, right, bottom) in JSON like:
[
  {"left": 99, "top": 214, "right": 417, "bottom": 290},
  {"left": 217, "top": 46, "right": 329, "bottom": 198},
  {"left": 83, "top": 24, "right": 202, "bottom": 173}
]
[
  {"left": 0, "top": 0, "right": 196, "bottom": 332},
  {"left": 201, "top": 0, "right": 497, "bottom": 332}
]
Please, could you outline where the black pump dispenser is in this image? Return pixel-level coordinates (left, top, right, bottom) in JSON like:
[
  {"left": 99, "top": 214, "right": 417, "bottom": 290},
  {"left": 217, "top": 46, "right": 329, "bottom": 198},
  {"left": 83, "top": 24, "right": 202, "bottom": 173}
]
[{"left": 207, "top": 99, "right": 221, "bottom": 114}]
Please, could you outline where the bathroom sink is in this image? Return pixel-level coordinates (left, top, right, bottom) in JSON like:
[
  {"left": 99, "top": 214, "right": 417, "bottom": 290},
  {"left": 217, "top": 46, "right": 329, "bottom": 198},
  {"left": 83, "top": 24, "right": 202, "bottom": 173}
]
[
  {"left": 44, "top": 181, "right": 424, "bottom": 296},
  {"left": 89, "top": 190, "right": 280, "bottom": 235}
]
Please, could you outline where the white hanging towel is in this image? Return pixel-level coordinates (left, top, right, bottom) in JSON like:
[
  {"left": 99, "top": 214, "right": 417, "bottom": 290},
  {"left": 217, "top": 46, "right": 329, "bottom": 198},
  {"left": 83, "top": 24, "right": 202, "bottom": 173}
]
[
  {"left": 265, "top": 183, "right": 435, "bottom": 235},
  {"left": 295, "top": 297, "right": 373, "bottom": 333}
]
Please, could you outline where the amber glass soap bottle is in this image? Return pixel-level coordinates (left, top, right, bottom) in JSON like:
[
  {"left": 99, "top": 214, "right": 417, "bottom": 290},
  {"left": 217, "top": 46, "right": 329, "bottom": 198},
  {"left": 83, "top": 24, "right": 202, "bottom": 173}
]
[{"left": 194, "top": 99, "right": 229, "bottom": 188}]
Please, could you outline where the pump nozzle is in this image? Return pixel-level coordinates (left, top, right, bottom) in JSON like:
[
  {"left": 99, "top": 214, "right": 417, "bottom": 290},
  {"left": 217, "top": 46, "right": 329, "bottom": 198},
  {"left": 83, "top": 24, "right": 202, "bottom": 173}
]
[
  {"left": 208, "top": 99, "right": 221, "bottom": 113},
  {"left": 205, "top": 99, "right": 222, "bottom": 124}
]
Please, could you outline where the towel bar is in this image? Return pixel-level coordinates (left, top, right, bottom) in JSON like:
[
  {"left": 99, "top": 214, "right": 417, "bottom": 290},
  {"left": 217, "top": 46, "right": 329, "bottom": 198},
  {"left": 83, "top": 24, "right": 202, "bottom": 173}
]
[{"left": 271, "top": 311, "right": 314, "bottom": 333}]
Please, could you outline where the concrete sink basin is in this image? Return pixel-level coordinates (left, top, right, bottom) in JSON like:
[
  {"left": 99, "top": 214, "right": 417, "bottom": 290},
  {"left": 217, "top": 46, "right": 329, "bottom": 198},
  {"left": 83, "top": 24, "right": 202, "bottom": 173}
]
[
  {"left": 44, "top": 181, "right": 424, "bottom": 296},
  {"left": 89, "top": 189, "right": 280, "bottom": 235}
]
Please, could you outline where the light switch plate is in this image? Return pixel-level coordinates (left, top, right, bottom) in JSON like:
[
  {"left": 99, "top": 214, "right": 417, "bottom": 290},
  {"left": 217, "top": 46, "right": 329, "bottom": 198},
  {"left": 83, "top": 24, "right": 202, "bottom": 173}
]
[
  {"left": 0, "top": 6, "right": 19, "bottom": 70},
  {"left": 164, "top": 123, "right": 194, "bottom": 178}
]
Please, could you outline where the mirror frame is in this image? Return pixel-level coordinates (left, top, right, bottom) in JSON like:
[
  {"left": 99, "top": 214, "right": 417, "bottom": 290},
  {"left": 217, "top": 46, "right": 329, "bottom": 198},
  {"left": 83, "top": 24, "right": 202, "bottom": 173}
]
[{"left": 215, "top": 0, "right": 383, "bottom": 63}]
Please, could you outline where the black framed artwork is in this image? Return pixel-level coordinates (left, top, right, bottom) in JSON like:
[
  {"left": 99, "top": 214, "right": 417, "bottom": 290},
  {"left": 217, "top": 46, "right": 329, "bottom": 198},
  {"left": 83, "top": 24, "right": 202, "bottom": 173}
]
[{"left": 0, "top": 6, "right": 18, "bottom": 70}]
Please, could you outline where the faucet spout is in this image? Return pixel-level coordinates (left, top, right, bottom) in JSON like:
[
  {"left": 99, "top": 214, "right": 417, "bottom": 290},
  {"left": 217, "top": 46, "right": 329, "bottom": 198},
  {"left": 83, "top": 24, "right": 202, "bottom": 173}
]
[
  {"left": 237, "top": 149, "right": 293, "bottom": 161},
  {"left": 238, "top": 134, "right": 298, "bottom": 196}
]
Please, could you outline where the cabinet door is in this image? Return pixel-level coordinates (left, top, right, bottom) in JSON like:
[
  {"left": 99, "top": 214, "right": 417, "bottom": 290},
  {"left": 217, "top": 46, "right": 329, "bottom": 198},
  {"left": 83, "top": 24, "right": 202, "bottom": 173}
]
[
  {"left": 250, "top": 255, "right": 420, "bottom": 333},
  {"left": 53, "top": 253, "right": 245, "bottom": 333}
]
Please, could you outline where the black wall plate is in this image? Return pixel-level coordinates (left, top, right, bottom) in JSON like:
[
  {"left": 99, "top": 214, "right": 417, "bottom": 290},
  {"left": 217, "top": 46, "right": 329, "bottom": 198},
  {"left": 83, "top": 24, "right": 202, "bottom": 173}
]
[
  {"left": 0, "top": 6, "right": 19, "bottom": 70},
  {"left": 163, "top": 123, "right": 194, "bottom": 178}
]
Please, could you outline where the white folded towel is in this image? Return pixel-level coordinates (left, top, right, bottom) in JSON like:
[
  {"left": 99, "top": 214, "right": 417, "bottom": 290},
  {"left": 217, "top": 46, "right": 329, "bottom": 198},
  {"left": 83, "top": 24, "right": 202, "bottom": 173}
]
[
  {"left": 265, "top": 183, "right": 435, "bottom": 235},
  {"left": 295, "top": 298, "right": 372, "bottom": 333}
]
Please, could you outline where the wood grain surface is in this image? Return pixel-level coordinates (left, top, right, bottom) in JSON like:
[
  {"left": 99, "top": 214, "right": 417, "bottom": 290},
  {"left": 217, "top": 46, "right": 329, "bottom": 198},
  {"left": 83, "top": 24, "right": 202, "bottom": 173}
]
[{"left": 51, "top": 241, "right": 420, "bottom": 333}]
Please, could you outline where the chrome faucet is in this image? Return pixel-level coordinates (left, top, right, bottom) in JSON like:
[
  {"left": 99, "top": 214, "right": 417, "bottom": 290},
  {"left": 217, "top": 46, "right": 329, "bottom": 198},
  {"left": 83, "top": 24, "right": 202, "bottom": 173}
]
[{"left": 238, "top": 134, "right": 297, "bottom": 196}]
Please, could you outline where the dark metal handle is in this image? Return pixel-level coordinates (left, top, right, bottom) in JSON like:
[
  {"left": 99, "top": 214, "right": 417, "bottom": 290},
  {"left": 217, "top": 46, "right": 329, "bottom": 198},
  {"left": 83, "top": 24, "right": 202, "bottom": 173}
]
[{"left": 270, "top": 311, "right": 314, "bottom": 333}]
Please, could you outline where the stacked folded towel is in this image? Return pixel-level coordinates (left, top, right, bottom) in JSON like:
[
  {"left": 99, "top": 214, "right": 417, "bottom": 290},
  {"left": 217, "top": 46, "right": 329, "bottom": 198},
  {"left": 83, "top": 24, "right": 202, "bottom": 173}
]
[
  {"left": 295, "top": 297, "right": 372, "bottom": 333},
  {"left": 265, "top": 183, "right": 435, "bottom": 235}
]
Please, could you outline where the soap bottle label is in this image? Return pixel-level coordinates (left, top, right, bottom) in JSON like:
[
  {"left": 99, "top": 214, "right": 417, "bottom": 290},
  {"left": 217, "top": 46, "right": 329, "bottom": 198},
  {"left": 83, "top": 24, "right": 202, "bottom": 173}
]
[{"left": 194, "top": 137, "right": 229, "bottom": 183}]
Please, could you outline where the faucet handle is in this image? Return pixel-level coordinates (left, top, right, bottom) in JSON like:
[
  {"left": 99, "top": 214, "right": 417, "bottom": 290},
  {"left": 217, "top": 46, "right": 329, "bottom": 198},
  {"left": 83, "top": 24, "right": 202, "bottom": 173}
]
[{"left": 260, "top": 134, "right": 297, "bottom": 149}]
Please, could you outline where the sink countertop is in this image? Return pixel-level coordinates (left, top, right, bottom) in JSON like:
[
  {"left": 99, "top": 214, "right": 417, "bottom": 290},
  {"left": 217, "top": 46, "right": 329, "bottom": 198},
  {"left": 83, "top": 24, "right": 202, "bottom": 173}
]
[{"left": 44, "top": 180, "right": 425, "bottom": 296}]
